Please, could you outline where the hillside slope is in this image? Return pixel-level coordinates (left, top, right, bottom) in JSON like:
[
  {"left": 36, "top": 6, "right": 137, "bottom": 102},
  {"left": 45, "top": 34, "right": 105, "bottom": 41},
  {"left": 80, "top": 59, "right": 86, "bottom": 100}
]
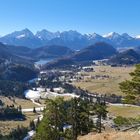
[
  {"left": 108, "top": 49, "right": 140, "bottom": 65},
  {"left": 78, "top": 132, "right": 140, "bottom": 140},
  {"left": 45, "top": 42, "right": 117, "bottom": 69}
]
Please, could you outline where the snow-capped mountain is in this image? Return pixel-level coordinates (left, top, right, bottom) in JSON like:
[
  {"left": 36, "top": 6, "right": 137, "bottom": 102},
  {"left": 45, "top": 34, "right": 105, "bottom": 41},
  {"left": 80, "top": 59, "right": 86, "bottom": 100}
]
[
  {"left": 5, "top": 28, "right": 34, "bottom": 39},
  {"left": 59, "top": 30, "right": 83, "bottom": 41},
  {"left": 121, "top": 33, "right": 133, "bottom": 40},
  {"left": 86, "top": 33, "right": 103, "bottom": 40},
  {"left": 0, "top": 29, "right": 42, "bottom": 48},
  {"left": 35, "top": 29, "right": 60, "bottom": 40},
  {"left": 88, "top": 33, "right": 110, "bottom": 42},
  {"left": 103, "top": 32, "right": 121, "bottom": 39},
  {"left": 103, "top": 32, "right": 140, "bottom": 48},
  {"left": 46, "top": 30, "right": 88, "bottom": 50},
  {"left": 104, "top": 32, "right": 133, "bottom": 41},
  {"left": 0, "top": 29, "right": 140, "bottom": 49}
]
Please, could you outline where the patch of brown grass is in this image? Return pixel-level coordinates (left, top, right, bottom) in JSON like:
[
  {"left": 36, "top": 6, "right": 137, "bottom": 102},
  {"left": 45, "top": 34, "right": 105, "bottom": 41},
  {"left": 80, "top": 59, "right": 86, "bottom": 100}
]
[
  {"left": 108, "top": 105, "right": 140, "bottom": 118},
  {"left": 74, "top": 66, "right": 134, "bottom": 96},
  {"left": 0, "top": 112, "right": 38, "bottom": 135},
  {"left": 78, "top": 132, "right": 140, "bottom": 140},
  {"left": 0, "top": 96, "right": 40, "bottom": 108}
]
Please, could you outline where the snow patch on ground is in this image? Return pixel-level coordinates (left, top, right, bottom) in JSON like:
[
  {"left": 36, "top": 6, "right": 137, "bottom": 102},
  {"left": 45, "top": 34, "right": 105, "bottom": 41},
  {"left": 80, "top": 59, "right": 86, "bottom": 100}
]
[
  {"left": 23, "top": 130, "right": 35, "bottom": 140},
  {"left": 24, "top": 89, "right": 41, "bottom": 99},
  {"left": 46, "top": 91, "right": 79, "bottom": 98},
  {"left": 24, "top": 88, "right": 79, "bottom": 100},
  {"left": 22, "top": 107, "right": 44, "bottom": 112}
]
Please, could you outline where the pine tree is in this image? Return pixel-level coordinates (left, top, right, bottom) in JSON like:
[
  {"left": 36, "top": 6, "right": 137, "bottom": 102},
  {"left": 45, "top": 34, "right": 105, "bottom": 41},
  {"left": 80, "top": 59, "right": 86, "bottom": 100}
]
[
  {"left": 70, "top": 98, "right": 78, "bottom": 140},
  {"left": 120, "top": 64, "right": 140, "bottom": 104},
  {"left": 34, "top": 97, "right": 107, "bottom": 140},
  {"left": 19, "top": 105, "right": 22, "bottom": 113},
  {"left": 35, "top": 97, "right": 67, "bottom": 140},
  {"left": 68, "top": 98, "right": 94, "bottom": 139},
  {"left": 95, "top": 102, "right": 107, "bottom": 133},
  {"left": 33, "top": 107, "right": 36, "bottom": 113},
  {"left": 30, "top": 120, "right": 36, "bottom": 130}
]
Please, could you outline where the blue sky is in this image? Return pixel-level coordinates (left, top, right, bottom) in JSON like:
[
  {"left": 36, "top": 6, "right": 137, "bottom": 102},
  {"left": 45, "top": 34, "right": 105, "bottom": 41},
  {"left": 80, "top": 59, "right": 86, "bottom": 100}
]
[{"left": 0, "top": 0, "right": 140, "bottom": 36}]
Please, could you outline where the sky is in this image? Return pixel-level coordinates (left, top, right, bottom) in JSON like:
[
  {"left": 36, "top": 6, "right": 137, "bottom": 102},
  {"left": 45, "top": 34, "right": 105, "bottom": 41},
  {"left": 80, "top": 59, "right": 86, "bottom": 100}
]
[{"left": 0, "top": 0, "right": 140, "bottom": 36}]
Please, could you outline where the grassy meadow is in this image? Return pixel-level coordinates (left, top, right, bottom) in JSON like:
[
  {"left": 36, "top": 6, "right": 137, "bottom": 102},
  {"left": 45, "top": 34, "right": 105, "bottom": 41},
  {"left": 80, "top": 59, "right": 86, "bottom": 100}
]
[{"left": 74, "top": 66, "right": 134, "bottom": 96}]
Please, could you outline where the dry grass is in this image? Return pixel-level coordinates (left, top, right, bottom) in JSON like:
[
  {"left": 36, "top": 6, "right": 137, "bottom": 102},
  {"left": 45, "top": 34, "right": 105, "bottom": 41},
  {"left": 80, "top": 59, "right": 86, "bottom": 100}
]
[
  {"left": 78, "top": 132, "right": 140, "bottom": 140},
  {"left": 74, "top": 66, "right": 134, "bottom": 96},
  {"left": 108, "top": 105, "right": 140, "bottom": 118},
  {"left": 0, "top": 96, "right": 42, "bottom": 135},
  {"left": 0, "top": 96, "right": 40, "bottom": 108},
  {"left": 0, "top": 112, "right": 38, "bottom": 135}
]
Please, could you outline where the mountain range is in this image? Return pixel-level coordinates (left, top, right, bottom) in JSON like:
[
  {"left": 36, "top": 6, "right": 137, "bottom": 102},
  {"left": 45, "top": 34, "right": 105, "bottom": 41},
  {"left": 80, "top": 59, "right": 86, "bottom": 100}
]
[
  {"left": 0, "top": 39, "right": 140, "bottom": 77},
  {"left": 1, "top": 29, "right": 140, "bottom": 49}
]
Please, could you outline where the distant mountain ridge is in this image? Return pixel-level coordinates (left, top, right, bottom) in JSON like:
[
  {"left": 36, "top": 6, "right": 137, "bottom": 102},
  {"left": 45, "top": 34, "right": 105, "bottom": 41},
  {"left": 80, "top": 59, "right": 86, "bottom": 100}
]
[
  {"left": 44, "top": 42, "right": 117, "bottom": 69},
  {"left": 0, "top": 42, "right": 33, "bottom": 65},
  {"left": 0, "top": 42, "right": 74, "bottom": 61},
  {"left": 108, "top": 49, "right": 140, "bottom": 65},
  {"left": 30, "top": 45, "right": 74, "bottom": 59},
  {"left": 0, "top": 43, "right": 37, "bottom": 82},
  {"left": 1, "top": 29, "right": 140, "bottom": 49},
  {"left": 72, "top": 42, "right": 117, "bottom": 61}
]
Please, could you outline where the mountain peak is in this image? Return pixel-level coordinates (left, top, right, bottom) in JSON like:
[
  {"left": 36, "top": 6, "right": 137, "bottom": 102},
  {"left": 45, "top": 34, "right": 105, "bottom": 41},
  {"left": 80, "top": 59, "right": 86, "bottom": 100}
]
[
  {"left": 103, "top": 32, "right": 120, "bottom": 38},
  {"left": 87, "top": 33, "right": 103, "bottom": 40},
  {"left": 3, "top": 28, "right": 34, "bottom": 39},
  {"left": 60, "top": 30, "right": 82, "bottom": 40},
  {"left": 121, "top": 33, "right": 133, "bottom": 39},
  {"left": 20, "top": 28, "right": 34, "bottom": 36},
  {"left": 91, "top": 33, "right": 101, "bottom": 37},
  {"left": 22, "top": 28, "right": 32, "bottom": 32},
  {"left": 0, "top": 29, "right": 139, "bottom": 49},
  {"left": 61, "top": 30, "right": 81, "bottom": 36},
  {"left": 36, "top": 29, "right": 60, "bottom": 40}
]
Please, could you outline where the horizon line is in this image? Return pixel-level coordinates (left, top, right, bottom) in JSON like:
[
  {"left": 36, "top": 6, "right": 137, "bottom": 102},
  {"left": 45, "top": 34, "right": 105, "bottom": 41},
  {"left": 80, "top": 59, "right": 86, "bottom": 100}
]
[{"left": 0, "top": 28, "right": 140, "bottom": 37}]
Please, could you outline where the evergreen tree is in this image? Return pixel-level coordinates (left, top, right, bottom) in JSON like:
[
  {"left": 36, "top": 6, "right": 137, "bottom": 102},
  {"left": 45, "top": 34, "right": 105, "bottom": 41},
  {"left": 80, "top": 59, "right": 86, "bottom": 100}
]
[
  {"left": 95, "top": 102, "right": 107, "bottom": 133},
  {"left": 35, "top": 97, "right": 67, "bottom": 140},
  {"left": 68, "top": 98, "right": 94, "bottom": 140},
  {"left": 34, "top": 97, "right": 107, "bottom": 140},
  {"left": 33, "top": 107, "right": 36, "bottom": 113},
  {"left": 18, "top": 105, "right": 22, "bottom": 113},
  {"left": 36, "top": 117, "right": 40, "bottom": 127},
  {"left": 30, "top": 120, "right": 36, "bottom": 130},
  {"left": 120, "top": 64, "right": 140, "bottom": 104}
]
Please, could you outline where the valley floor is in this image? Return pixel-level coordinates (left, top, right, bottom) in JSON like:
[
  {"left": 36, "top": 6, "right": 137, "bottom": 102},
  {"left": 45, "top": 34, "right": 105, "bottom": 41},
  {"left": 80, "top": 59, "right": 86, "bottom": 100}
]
[
  {"left": 0, "top": 65, "right": 140, "bottom": 139},
  {"left": 74, "top": 66, "right": 134, "bottom": 96}
]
